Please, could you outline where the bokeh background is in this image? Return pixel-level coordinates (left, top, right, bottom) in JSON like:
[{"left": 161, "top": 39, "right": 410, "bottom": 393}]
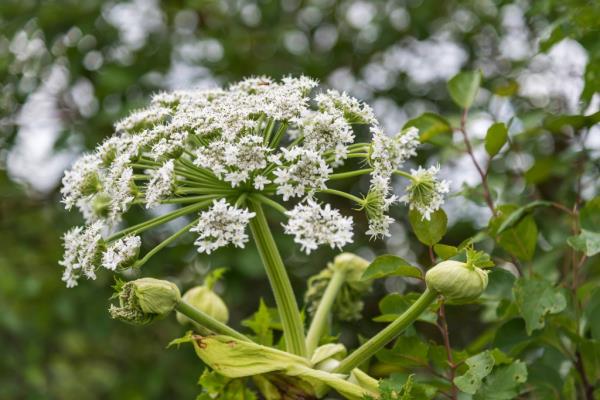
[{"left": 1, "top": 0, "right": 598, "bottom": 398}]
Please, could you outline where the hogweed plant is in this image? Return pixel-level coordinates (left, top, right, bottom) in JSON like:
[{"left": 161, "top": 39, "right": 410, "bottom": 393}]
[{"left": 58, "top": 75, "right": 527, "bottom": 399}]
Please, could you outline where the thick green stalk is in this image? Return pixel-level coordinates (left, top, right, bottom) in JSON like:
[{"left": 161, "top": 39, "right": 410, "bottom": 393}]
[
  {"left": 334, "top": 288, "right": 438, "bottom": 374},
  {"left": 305, "top": 268, "right": 346, "bottom": 355},
  {"left": 175, "top": 300, "right": 251, "bottom": 342},
  {"left": 248, "top": 201, "right": 307, "bottom": 357}
]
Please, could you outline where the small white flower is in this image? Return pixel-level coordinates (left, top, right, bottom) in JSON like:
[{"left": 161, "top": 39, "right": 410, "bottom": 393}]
[
  {"left": 61, "top": 154, "right": 102, "bottom": 210},
  {"left": 191, "top": 199, "right": 255, "bottom": 254},
  {"left": 316, "top": 89, "right": 376, "bottom": 125},
  {"left": 59, "top": 221, "right": 105, "bottom": 287},
  {"left": 101, "top": 236, "right": 141, "bottom": 271},
  {"left": 296, "top": 109, "right": 354, "bottom": 160},
  {"left": 273, "top": 147, "right": 332, "bottom": 200},
  {"left": 283, "top": 199, "right": 353, "bottom": 254},
  {"left": 400, "top": 165, "right": 450, "bottom": 220},
  {"left": 363, "top": 175, "right": 398, "bottom": 239},
  {"left": 149, "top": 127, "right": 188, "bottom": 160},
  {"left": 114, "top": 106, "right": 172, "bottom": 133},
  {"left": 145, "top": 160, "right": 176, "bottom": 208},
  {"left": 370, "top": 126, "right": 420, "bottom": 178},
  {"left": 253, "top": 175, "right": 271, "bottom": 190}
]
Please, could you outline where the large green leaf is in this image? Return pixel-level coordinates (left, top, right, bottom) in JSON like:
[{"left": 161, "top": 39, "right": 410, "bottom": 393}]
[
  {"left": 454, "top": 351, "right": 495, "bottom": 394},
  {"left": 513, "top": 277, "right": 567, "bottom": 335},
  {"left": 409, "top": 209, "right": 447, "bottom": 246},
  {"left": 447, "top": 70, "right": 482, "bottom": 109},
  {"left": 362, "top": 255, "right": 422, "bottom": 281},
  {"left": 496, "top": 200, "right": 552, "bottom": 234},
  {"left": 376, "top": 335, "right": 430, "bottom": 368},
  {"left": 474, "top": 361, "right": 528, "bottom": 400},
  {"left": 489, "top": 205, "right": 538, "bottom": 261},
  {"left": 403, "top": 113, "right": 453, "bottom": 142},
  {"left": 484, "top": 122, "right": 508, "bottom": 157}
]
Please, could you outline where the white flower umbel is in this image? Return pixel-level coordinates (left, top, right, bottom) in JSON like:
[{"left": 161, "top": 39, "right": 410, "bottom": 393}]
[
  {"left": 145, "top": 160, "right": 176, "bottom": 208},
  {"left": 102, "top": 236, "right": 141, "bottom": 271},
  {"left": 283, "top": 199, "right": 353, "bottom": 254},
  {"left": 316, "top": 89, "right": 376, "bottom": 125},
  {"left": 59, "top": 221, "right": 105, "bottom": 287},
  {"left": 363, "top": 175, "right": 398, "bottom": 239},
  {"left": 370, "top": 126, "right": 420, "bottom": 179},
  {"left": 273, "top": 147, "right": 332, "bottom": 201},
  {"left": 191, "top": 199, "right": 256, "bottom": 254},
  {"left": 401, "top": 165, "right": 450, "bottom": 220}
]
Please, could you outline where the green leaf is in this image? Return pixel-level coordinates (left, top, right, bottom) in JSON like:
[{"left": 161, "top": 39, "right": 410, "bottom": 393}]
[
  {"left": 513, "top": 277, "right": 567, "bottom": 335},
  {"left": 489, "top": 205, "right": 538, "bottom": 261},
  {"left": 409, "top": 209, "right": 447, "bottom": 246},
  {"left": 585, "top": 289, "right": 600, "bottom": 340},
  {"left": 376, "top": 335, "right": 429, "bottom": 368},
  {"left": 543, "top": 111, "right": 600, "bottom": 134},
  {"left": 579, "top": 339, "right": 600, "bottom": 385},
  {"left": 580, "top": 197, "right": 600, "bottom": 231},
  {"left": 484, "top": 122, "right": 508, "bottom": 157},
  {"left": 474, "top": 361, "right": 528, "bottom": 400},
  {"left": 375, "top": 292, "right": 437, "bottom": 324},
  {"left": 433, "top": 244, "right": 457, "bottom": 260},
  {"left": 496, "top": 200, "right": 552, "bottom": 234},
  {"left": 371, "top": 373, "right": 437, "bottom": 400},
  {"left": 567, "top": 230, "right": 600, "bottom": 256},
  {"left": 483, "top": 268, "right": 516, "bottom": 301},
  {"left": 403, "top": 113, "right": 452, "bottom": 142},
  {"left": 454, "top": 351, "right": 495, "bottom": 394},
  {"left": 362, "top": 255, "right": 422, "bottom": 281},
  {"left": 447, "top": 70, "right": 482, "bottom": 109},
  {"left": 242, "top": 299, "right": 274, "bottom": 346}
]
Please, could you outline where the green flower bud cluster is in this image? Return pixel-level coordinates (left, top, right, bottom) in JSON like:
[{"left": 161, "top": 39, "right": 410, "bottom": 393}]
[{"left": 109, "top": 278, "right": 181, "bottom": 325}]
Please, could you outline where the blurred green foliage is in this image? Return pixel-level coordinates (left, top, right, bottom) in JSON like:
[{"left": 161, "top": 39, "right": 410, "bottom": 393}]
[{"left": 1, "top": 0, "right": 599, "bottom": 398}]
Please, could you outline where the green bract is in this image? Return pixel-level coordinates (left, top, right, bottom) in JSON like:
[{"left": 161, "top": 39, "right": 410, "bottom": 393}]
[
  {"left": 110, "top": 278, "right": 181, "bottom": 325},
  {"left": 425, "top": 260, "right": 489, "bottom": 303}
]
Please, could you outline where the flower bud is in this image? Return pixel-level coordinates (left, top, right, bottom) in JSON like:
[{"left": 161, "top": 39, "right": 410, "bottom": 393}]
[
  {"left": 176, "top": 286, "right": 229, "bottom": 326},
  {"left": 425, "top": 260, "right": 488, "bottom": 303},
  {"left": 109, "top": 278, "right": 181, "bottom": 325}
]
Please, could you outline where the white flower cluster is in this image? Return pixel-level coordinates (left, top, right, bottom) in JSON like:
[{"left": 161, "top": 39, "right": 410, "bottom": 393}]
[
  {"left": 191, "top": 199, "right": 256, "bottom": 254},
  {"left": 102, "top": 236, "right": 142, "bottom": 271},
  {"left": 401, "top": 165, "right": 451, "bottom": 220},
  {"left": 59, "top": 76, "right": 450, "bottom": 286},
  {"left": 283, "top": 200, "right": 353, "bottom": 254},
  {"left": 59, "top": 222, "right": 105, "bottom": 287}
]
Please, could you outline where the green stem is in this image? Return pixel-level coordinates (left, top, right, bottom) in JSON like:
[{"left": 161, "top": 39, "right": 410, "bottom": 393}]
[
  {"left": 248, "top": 201, "right": 307, "bottom": 357},
  {"left": 174, "top": 301, "right": 251, "bottom": 342},
  {"left": 329, "top": 168, "right": 373, "bottom": 180},
  {"left": 334, "top": 288, "right": 438, "bottom": 374},
  {"left": 393, "top": 169, "right": 414, "bottom": 180},
  {"left": 134, "top": 219, "right": 198, "bottom": 269},
  {"left": 251, "top": 193, "right": 288, "bottom": 215},
  {"left": 107, "top": 198, "right": 217, "bottom": 241},
  {"left": 305, "top": 268, "right": 347, "bottom": 355},
  {"left": 320, "top": 188, "right": 364, "bottom": 205}
]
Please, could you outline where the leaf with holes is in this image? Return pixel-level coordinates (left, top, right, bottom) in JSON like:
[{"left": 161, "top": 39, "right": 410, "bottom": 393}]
[
  {"left": 454, "top": 351, "right": 495, "bottom": 394},
  {"left": 513, "top": 277, "right": 567, "bottom": 335}
]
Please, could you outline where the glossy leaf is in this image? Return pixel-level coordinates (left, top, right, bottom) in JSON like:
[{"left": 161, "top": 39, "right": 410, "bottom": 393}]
[
  {"left": 447, "top": 70, "right": 482, "bottom": 109},
  {"left": 484, "top": 122, "right": 508, "bottom": 157},
  {"left": 409, "top": 209, "right": 447, "bottom": 246},
  {"left": 403, "top": 113, "right": 452, "bottom": 142},
  {"left": 362, "top": 255, "right": 422, "bottom": 281}
]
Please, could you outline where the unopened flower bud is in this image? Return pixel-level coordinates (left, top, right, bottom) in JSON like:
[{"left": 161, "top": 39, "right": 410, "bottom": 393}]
[
  {"left": 109, "top": 278, "right": 181, "bottom": 325},
  {"left": 176, "top": 286, "right": 229, "bottom": 325},
  {"left": 425, "top": 260, "right": 488, "bottom": 303}
]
